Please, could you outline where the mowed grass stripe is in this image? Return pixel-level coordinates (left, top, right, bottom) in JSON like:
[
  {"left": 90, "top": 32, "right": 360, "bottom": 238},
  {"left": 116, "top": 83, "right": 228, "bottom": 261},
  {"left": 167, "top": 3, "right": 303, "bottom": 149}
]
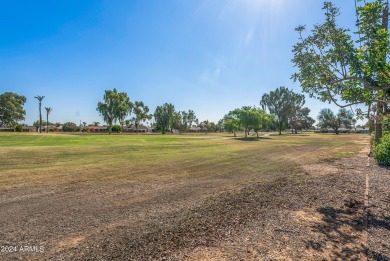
[{"left": 0, "top": 133, "right": 367, "bottom": 190}]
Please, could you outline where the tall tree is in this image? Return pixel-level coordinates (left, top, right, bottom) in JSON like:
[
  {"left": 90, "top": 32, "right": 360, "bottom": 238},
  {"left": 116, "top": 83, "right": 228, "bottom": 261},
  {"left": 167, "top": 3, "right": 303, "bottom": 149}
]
[
  {"left": 34, "top": 95, "right": 45, "bottom": 133},
  {"left": 260, "top": 87, "right": 305, "bottom": 135},
  {"left": 132, "top": 101, "right": 152, "bottom": 133},
  {"left": 45, "top": 107, "right": 52, "bottom": 133},
  {"left": 96, "top": 88, "right": 132, "bottom": 134},
  {"left": 154, "top": 103, "right": 175, "bottom": 134},
  {"left": 171, "top": 110, "right": 198, "bottom": 133},
  {"left": 292, "top": 1, "right": 390, "bottom": 142},
  {"left": 0, "top": 92, "right": 26, "bottom": 127},
  {"left": 187, "top": 110, "right": 198, "bottom": 129},
  {"left": 289, "top": 107, "right": 315, "bottom": 133},
  {"left": 223, "top": 114, "right": 240, "bottom": 137},
  {"left": 317, "top": 108, "right": 355, "bottom": 134}
]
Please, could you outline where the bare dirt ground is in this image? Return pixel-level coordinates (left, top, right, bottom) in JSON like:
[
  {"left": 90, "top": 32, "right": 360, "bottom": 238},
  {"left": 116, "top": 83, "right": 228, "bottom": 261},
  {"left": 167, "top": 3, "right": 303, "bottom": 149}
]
[{"left": 0, "top": 136, "right": 388, "bottom": 260}]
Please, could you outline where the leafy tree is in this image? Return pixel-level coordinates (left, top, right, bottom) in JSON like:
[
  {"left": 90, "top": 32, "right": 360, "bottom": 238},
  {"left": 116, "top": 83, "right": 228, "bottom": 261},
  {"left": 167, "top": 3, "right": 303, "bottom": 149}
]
[
  {"left": 111, "top": 125, "right": 122, "bottom": 133},
  {"left": 317, "top": 108, "right": 355, "bottom": 134},
  {"left": 224, "top": 107, "right": 270, "bottom": 138},
  {"left": 171, "top": 110, "right": 198, "bottom": 133},
  {"left": 34, "top": 96, "right": 45, "bottom": 133},
  {"left": 289, "top": 107, "right": 315, "bottom": 133},
  {"left": 0, "top": 92, "right": 26, "bottom": 127},
  {"left": 236, "top": 107, "right": 270, "bottom": 138},
  {"left": 187, "top": 110, "right": 198, "bottom": 129},
  {"left": 223, "top": 114, "right": 240, "bottom": 137},
  {"left": 96, "top": 88, "right": 132, "bottom": 134},
  {"left": 15, "top": 125, "right": 23, "bottom": 132},
  {"left": 198, "top": 120, "right": 218, "bottom": 133},
  {"left": 132, "top": 101, "right": 152, "bottom": 133},
  {"left": 62, "top": 122, "right": 77, "bottom": 132},
  {"left": 45, "top": 107, "right": 52, "bottom": 133},
  {"left": 154, "top": 103, "right": 175, "bottom": 134},
  {"left": 260, "top": 87, "right": 305, "bottom": 135},
  {"left": 92, "top": 121, "right": 100, "bottom": 126},
  {"left": 292, "top": 1, "right": 390, "bottom": 142}
]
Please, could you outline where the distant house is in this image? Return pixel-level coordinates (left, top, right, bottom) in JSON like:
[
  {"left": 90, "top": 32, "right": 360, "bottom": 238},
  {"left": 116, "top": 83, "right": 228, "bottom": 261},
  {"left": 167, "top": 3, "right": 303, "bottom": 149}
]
[
  {"left": 189, "top": 126, "right": 201, "bottom": 132},
  {"left": 0, "top": 127, "right": 14, "bottom": 132},
  {"left": 23, "top": 126, "right": 36, "bottom": 132},
  {"left": 123, "top": 125, "right": 149, "bottom": 133},
  {"left": 90, "top": 126, "right": 107, "bottom": 132},
  {"left": 0, "top": 126, "right": 36, "bottom": 132}
]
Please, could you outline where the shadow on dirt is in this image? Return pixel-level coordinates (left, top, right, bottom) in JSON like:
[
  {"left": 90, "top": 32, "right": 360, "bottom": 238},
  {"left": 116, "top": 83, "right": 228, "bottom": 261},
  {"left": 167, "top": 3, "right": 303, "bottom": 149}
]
[
  {"left": 305, "top": 199, "right": 363, "bottom": 260},
  {"left": 306, "top": 199, "right": 390, "bottom": 260}
]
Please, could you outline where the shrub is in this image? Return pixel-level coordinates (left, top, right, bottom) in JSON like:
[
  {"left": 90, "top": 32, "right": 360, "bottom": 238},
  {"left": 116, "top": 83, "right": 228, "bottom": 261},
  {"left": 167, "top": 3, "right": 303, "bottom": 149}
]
[
  {"left": 320, "top": 128, "right": 329, "bottom": 133},
  {"left": 374, "top": 134, "right": 390, "bottom": 166},
  {"left": 111, "top": 125, "right": 121, "bottom": 133},
  {"left": 15, "top": 125, "right": 23, "bottom": 132},
  {"left": 63, "top": 122, "right": 77, "bottom": 132},
  {"left": 355, "top": 130, "right": 361, "bottom": 133}
]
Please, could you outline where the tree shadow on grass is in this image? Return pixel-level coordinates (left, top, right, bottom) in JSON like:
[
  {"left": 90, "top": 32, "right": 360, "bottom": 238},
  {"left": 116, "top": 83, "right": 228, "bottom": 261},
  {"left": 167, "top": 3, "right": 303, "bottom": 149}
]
[
  {"left": 305, "top": 199, "right": 389, "bottom": 260},
  {"left": 235, "top": 137, "right": 272, "bottom": 142}
]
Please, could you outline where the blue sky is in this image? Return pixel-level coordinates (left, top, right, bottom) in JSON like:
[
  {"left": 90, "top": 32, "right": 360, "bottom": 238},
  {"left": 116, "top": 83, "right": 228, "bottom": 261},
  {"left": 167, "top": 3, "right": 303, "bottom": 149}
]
[{"left": 0, "top": 0, "right": 362, "bottom": 125}]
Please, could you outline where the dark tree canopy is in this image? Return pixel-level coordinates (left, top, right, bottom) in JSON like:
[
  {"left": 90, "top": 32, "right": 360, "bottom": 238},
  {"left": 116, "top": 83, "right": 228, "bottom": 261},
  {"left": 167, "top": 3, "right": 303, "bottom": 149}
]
[
  {"left": 154, "top": 103, "right": 175, "bottom": 134},
  {"left": 97, "top": 88, "right": 132, "bottom": 134},
  {"left": 317, "top": 108, "right": 355, "bottom": 134},
  {"left": 0, "top": 92, "right": 27, "bottom": 127},
  {"left": 260, "top": 86, "right": 305, "bottom": 135}
]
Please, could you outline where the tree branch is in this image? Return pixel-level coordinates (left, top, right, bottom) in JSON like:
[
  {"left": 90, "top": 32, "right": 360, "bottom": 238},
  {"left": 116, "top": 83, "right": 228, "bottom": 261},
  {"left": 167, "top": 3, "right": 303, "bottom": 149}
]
[{"left": 330, "top": 76, "right": 390, "bottom": 90}]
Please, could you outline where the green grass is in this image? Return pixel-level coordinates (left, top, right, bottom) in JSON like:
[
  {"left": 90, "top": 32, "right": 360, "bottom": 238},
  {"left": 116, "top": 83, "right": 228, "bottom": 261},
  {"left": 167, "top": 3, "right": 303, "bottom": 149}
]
[{"left": 0, "top": 132, "right": 368, "bottom": 190}]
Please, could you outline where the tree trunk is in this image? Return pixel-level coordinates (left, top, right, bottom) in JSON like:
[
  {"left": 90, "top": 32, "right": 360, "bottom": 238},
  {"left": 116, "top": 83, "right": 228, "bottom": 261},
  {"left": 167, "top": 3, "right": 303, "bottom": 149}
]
[
  {"left": 335, "top": 128, "right": 339, "bottom": 134},
  {"left": 46, "top": 113, "right": 49, "bottom": 133},
  {"left": 39, "top": 102, "right": 42, "bottom": 133},
  {"left": 245, "top": 128, "right": 247, "bottom": 138},
  {"left": 278, "top": 121, "right": 282, "bottom": 135}
]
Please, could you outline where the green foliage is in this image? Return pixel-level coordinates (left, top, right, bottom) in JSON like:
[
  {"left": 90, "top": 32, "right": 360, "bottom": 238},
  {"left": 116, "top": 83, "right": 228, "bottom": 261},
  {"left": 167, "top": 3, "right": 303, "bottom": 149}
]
[
  {"left": 320, "top": 128, "right": 329, "bottom": 133},
  {"left": 383, "top": 116, "right": 390, "bottom": 131},
  {"left": 292, "top": 0, "right": 390, "bottom": 141},
  {"left": 111, "top": 125, "right": 121, "bottom": 133},
  {"left": 97, "top": 88, "right": 132, "bottom": 134},
  {"left": 154, "top": 103, "right": 175, "bottom": 134},
  {"left": 224, "top": 107, "right": 271, "bottom": 138},
  {"left": 260, "top": 87, "right": 305, "bottom": 135},
  {"left": 198, "top": 120, "right": 218, "bottom": 133},
  {"left": 289, "top": 107, "right": 315, "bottom": 133},
  {"left": 317, "top": 108, "right": 355, "bottom": 134},
  {"left": 0, "top": 92, "right": 27, "bottom": 127},
  {"left": 34, "top": 96, "right": 45, "bottom": 133},
  {"left": 132, "top": 101, "right": 152, "bottom": 131},
  {"left": 374, "top": 134, "right": 390, "bottom": 166},
  {"left": 63, "top": 122, "right": 77, "bottom": 132},
  {"left": 15, "top": 125, "right": 23, "bottom": 132}
]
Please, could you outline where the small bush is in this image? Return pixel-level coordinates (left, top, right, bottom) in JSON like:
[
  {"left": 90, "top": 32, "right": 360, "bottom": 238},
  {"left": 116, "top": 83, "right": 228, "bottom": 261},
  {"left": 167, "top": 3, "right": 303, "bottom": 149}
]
[
  {"left": 355, "top": 130, "right": 361, "bottom": 133},
  {"left": 320, "top": 128, "right": 329, "bottom": 133},
  {"left": 111, "top": 125, "right": 121, "bottom": 133},
  {"left": 63, "top": 122, "right": 77, "bottom": 132},
  {"left": 15, "top": 125, "right": 23, "bottom": 132},
  {"left": 374, "top": 134, "right": 390, "bottom": 166}
]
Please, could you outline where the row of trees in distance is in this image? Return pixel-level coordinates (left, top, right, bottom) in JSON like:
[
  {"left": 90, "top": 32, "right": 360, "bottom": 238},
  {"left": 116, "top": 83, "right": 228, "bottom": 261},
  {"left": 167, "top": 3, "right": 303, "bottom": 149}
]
[{"left": 1, "top": 87, "right": 359, "bottom": 136}]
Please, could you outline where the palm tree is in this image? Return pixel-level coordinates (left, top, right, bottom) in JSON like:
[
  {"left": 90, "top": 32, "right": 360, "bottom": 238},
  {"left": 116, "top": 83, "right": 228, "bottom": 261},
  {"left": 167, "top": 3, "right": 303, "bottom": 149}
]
[
  {"left": 34, "top": 96, "right": 45, "bottom": 133},
  {"left": 45, "top": 107, "right": 52, "bottom": 133}
]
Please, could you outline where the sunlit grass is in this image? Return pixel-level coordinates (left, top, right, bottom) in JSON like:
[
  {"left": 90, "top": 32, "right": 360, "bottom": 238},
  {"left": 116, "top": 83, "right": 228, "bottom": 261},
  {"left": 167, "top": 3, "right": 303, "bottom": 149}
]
[{"left": 0, "top": 132, "right": 368, "bottom": 190}]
